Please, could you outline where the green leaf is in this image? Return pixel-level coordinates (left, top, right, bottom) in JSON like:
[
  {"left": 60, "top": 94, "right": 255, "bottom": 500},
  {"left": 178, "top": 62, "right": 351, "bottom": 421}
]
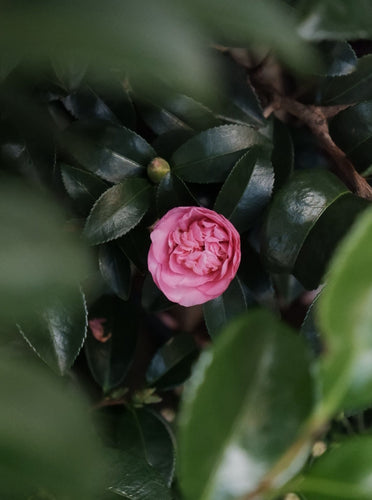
[
  {"left": 18, "top": 288, "right": 87, "bottom": 376},
  {"left": 61, "top": 162, "right": 108, "bottom": 215},
  {"left": 272, "top": 118, "right": 294, "bottom": 192},
  {"left": 118, "top": 224, "right": 151, "bottom": 273},
  {"left": 298, "top": 0, "right": 372, "bottom": 41},
  {"left": 294, "top": 193, "right": 369, "bottom": 290},
  {"left": 151, "top": 129, "right": 195, "bottom": 160},
  {"left": 52, "top": 57, "right": 88, "bottom": 91},
  {"left": 214, "top": 147, "right": 274, "bottom": 232},
  {"left": 62, "top": 120, "right": 155, "bottom": 183},
  {"left": 62, "top": 87, "right": 122, "bottom": 125},
  {"left": 100, "top": 407, "right": 175, "bottom": 487},
  {"left": 262, "top": 169, "right": 348, "bottom": 273},
  {"left": 317, "top": 41, "right": 357, "bottom": 77},
  {"left": 329, "top": 101, "right": 372, "bottom": 170},
  {"left": 296, "top": 437, "right": 372, "bottom": 500},
  {"left": 99, "top": 242, "right": 132, "bottom": 301},
  {"left": 0, "top": 180, "right": 94, "bottom": 322},
  {"left": 85, "top": 298, "right": 138, "bottom": 393},
  {"left": 319, "top": 55, "right": 372, "bottom": 105},
  {"left": 178, "top": 310, "right": 315, "bottom": 500},
  {"left": 156, "top": 173, "right": 198, "bottom": 217},
  {"left": 317, "top": 206, "right": 372, "bottom": 415},
  {"left": 142, "top": 274, "right": 174, "bottom": 312},
  {"left": 203, "top": 277, "right": 248, "bottom": 339},
  {"left": 146, "top": 334, "right": 198, "bottom": 390},
  {"left": 172, "top": 124, "right": 267, "bottom": 183},
  {"left": 84, "top": 178, "right": 152, "bottom": 245},
  {"left": 107, "top": 448, "right": 172, "bottom": 499},
  {"left": 0, "top": 354, "right": 105, "bottom": 500}
]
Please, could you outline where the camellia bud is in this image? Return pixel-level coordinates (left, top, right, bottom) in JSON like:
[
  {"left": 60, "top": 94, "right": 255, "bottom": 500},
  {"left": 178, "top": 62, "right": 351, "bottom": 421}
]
[{"left": 147, "top": 157, "right": 170, "bottom": 184}]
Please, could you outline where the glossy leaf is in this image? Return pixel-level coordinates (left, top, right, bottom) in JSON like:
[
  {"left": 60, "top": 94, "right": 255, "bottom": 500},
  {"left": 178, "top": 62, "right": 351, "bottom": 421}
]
[
  {"left": 0, "top": 181, "right": 94, "bottom": 322},
  {"left": 329, "top": 101, "right": 372, "bottom": 170},
  {"left": 85, "top": 298, "right": 138, "bottom": 393},
  {"left": 99, "top": 242, "right": 132, "bottom": 301},
  {"left": 317, "top": 41, "right": 357, "bottom": 77},
  {"left": 62, "top": 87, "right": 122, "bottom": 125},
  {"left": 203, "top": 277, "right": 248, "bottom": 339},
  {"left": 61, "top": 162, "right": 108, "bottom": 214},
  {"left": 298, "top": 0, "right": 372, "bottom": 41},
  {"left": 294, "top": 193, "right": 369, "bottom": 290},
  {"left": 84, "top": 178, "right": 152, "bottom": 245},
  {"left": 152, "top": 129, "right": 195, "bottom": 160},
  {"left": 296, "top": 437, "right": 372, "bottom": 500},
  {"left": 107, "top": 448, "right": 172, "bottom": 499},
  {"left": 272, "top": 118, "right": 294, "bottom": 192},
  {"left": 178, "top": 310, "right": 315, "bottom": 500},
  {"left": 63, "top": 120, "right": 155, "bottom": 183},
  {"left": 156, "top": 173, "right": 198, "bottom": 217},
  {"left": 0, "top": 354, "right": 105, "bottom": 499},
  {"left": 317, "top": 206, "right": 372, "bottom": 414},
  {"left": 146, "top": 334, "right": 198, "bottom": 390},
  {"left": 118, "top": 224, "right": 151, "bottom": 273},
  {"left": 320, "top": 55, "right": 372, "bottom": 105},
  {"left": 214, "top": 147, "right": 274, "bottom": 232},
  {"left": 172, "top": 125, "right": 267, "bottom": 183},
  {"left": 18, "top": 288, "right": 87, "bottom": 376},
  {"left": 262, "top": 169, "right": 348, "bottom": 273}
]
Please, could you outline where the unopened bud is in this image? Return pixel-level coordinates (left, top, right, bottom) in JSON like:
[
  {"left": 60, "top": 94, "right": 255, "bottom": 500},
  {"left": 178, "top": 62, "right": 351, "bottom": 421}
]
[{"left": 147, "top": 157, "right": 170, "bottom": 184}]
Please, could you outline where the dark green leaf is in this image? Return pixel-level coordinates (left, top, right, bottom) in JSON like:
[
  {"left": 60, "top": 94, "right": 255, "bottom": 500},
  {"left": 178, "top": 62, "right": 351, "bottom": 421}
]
[
  {"left": 172, "top": 124, "right": 267, "bottom": 183},
  {"left": 61, "top": 162, "right": 108, "bottom": 215},
  {"left": 18, "top": 288, "right": 87, "bottom": 376},
  {"left": 137, "top": 92, "right": 219, "bottom": 134},
  {"left": 151, "top": 129, "right": 195, "bottom": 160},
  {"left": 0, "top": 181, "right": 94, "bottom": 322},
  {"left": 62, "top": 87, "right": 122, "bottom": 125},
  {"left": 301, "top": 294, "right": 322, "bottom": 357},
  {"left": 84, "top": 178, "right": 152, "bottom": 245},
  {"left": 320, "top": 55, "right": 372, "bottom": 105},
  {"left": 262, "top": 169, "right": 348, "bottom": 273},
  {"left": 178, "top": 310, "right": 315, "bottom": 500},
  {"left": 296, "top": 437, "right": 372, "bottom": 500},
  {"left": 146, "top": 334, "right": 198, "bottom": 390},
  {"left": 294, "top": 193, "right": 369, "bottom": 290},
  {"left": 203, "top": 277, "right": 248, "bottom": 339},
  {"left": 107, "top": 448, "right": 172, "bottom": 499},
  {"left": 0, "top": 354, "right": 105, "bottom": 500},
  {"left": 91, "top": 80, "right": 136, "bottom": 130},
  {"left": 298, "top": 0, "right": 372, "bottom": 41},
  {"left": 99, "top": 242, "right": 132, "bottom": 301},
  {"left": 118, "top": 224, "right": 151, "bottom": 273},
  {"left": 62, "top": 120, "right": 155, "bottom": 183},
  {"left": 214, "top": 147, "right": 274, "bottom": 232},
  {"left": 317, "top": 206, "right": 372, "bottom": 414},
  {"left": 52, "top": 57, "right": 87, "bottom": 91},
  {"left": 85, "top": 299, "right": 138, "bottom": 393},
  {"left": 330, "top": 101, "right": 372, "bottom": 170},
  {"left": 272, "top": 118, "right": 294, "bottom": 192},
  {"left": 142, "top": 274, "right": 174, "bottom": 312},
  {"left": 317, "top": 41, "right": 357, "bottom": 77},
  {"left": 156, "top": 173, "right": 198, "bottom": 217}
]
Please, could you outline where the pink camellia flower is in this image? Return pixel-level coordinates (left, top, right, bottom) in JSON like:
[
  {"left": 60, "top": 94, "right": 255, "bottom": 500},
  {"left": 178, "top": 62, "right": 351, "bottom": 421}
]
[{"left": 148, "top": 206, "right": 241, "bottom": 307}]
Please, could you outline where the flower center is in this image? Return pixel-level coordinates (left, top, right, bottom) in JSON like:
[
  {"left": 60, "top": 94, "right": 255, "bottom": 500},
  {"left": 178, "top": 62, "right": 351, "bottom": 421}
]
[{"left": 168, "top": 218, "right": 229, "bottom": 275}]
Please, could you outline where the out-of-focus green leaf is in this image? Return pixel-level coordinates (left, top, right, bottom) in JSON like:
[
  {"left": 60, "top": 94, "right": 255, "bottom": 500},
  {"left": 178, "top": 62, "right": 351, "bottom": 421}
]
[
  {"left": 62, "top": 120, "right": 155, "bottom": 183},
  {"left": 85, "top": 298, "right": 138, "bottom": 393},
  {"left": 319, "top": 55, "right": 372, "bottom": 105},
  {"left": 298, "top": 0, "right": 372, "bottom": 41},
  {"left": 0, "top": 181, "right": 94, "bottom": 322},
  {"left": 146, "top": 334, "right": 198, "bottom": 390},
  {"left": 172, "top": 125, "right": 267, "bottom": 183},
  {"left": 262, "top": 169, "right": 348, "bottom": 273},
  {"left": 295, "top": 437, "right": 372, "bottom": 500},
  {"left": 107, "top": 448, "right": 172, "bottom": 499},
  {"left": 272, "top": 118, "right": 294, "bottom": 192},
  {"left": 317, "top": 206, "right": 372, "bottom": 415},
  {"left": 61, "top": 163, "right": 108, "bottom": 215},
  {"left": 203, "top": 277, "right": 248, "bottom": 339},
  {"left": 294, "top": 193, "right": 369, "bottom": 290},
  {"left": 18, "top": 288, "right": 87, "bottom": 376},
  {"left": 142, "top": 274, "right": 174, "bottom": 312},
  {"left": 118, "top": 224, "right": 151, "bottom": 274},
  {"left": 99, "top": 242, "right": 132, "bottom": 301},
  {"left": 214, "top": 146, "right": 274, "bottom": 232},
  {"left": 84, "top": 178, "right": 152, "bottom": 245},
  {"left": 330, "top": 101, "right": 372, "bottom": 170},
  {"left": 156, "top": 173, "right": 198, "bottom": 217},
  {"left": 178, "top": 310, "right": 315, "bottom": 500},
  {"left": 0, "top": 354, "right": 105, "bottom": 499},
  {"left": 52, "top": 58, "right": 88, "bottom": 91}
]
